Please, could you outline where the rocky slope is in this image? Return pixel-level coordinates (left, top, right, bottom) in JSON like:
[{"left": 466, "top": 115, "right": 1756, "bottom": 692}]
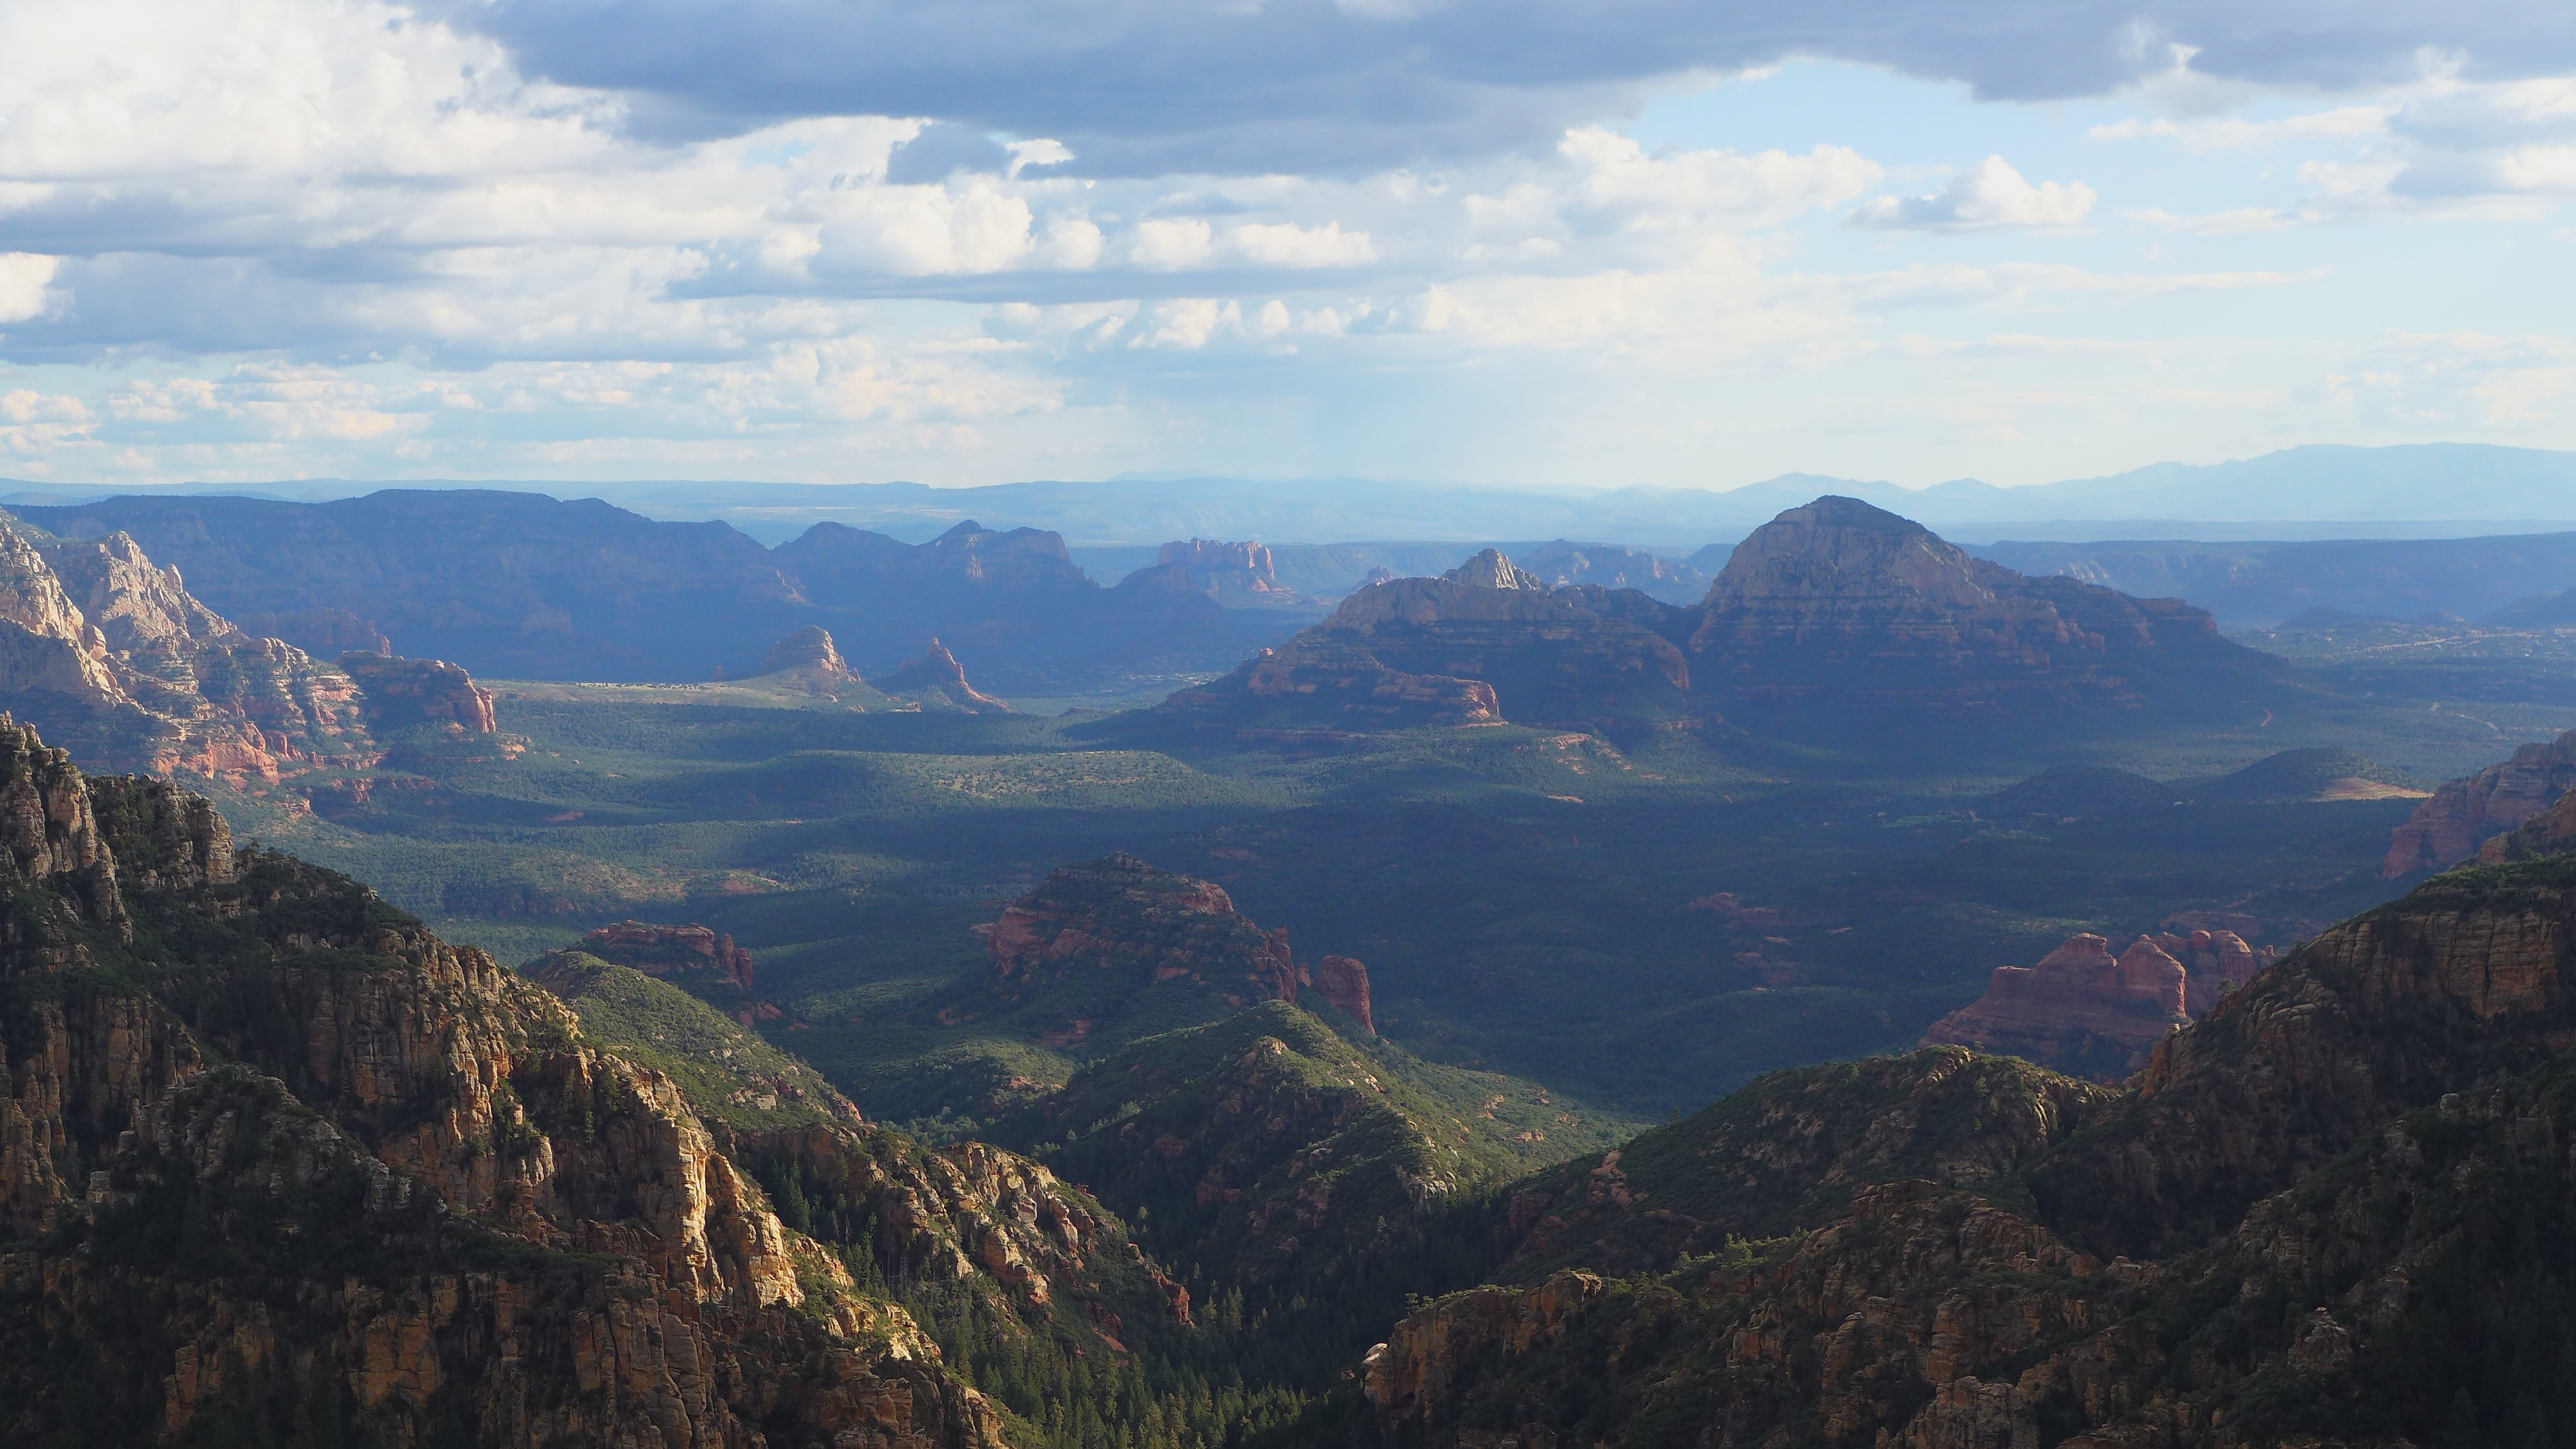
[
  {"left": 1361, "top": 851, "right": 2576, "bottom": 1448},
  {"left": 0, "top": 519, "right": 377, "bottom": 776},
  {"left": 980, "top": 853, "right": 1331, "bottom": 1046},
  {"left": 1156, "top": 499, "right": 2303, "bottom": 743},
  {"left": 1158, "top": 549, "right": 1694, "bottom": 736},
  {"left": 1689, "top": 496, "right": 2296, "bottom": 721},
  {"left": 0, "top": 713, "right": 1193, "bottom": 1446},
  {"left": 2383, "top": 726, "right": 2576, "bottom": 876}
]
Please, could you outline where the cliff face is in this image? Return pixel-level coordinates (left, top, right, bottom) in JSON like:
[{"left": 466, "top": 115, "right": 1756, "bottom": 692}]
[
  {"left": 2383, "top": 727, "right": 2576, "bottom": 876},
  {"left": 1916, "top": 930, "right": 2279, "bottom": 1083},
  {"left": 1158, "top": 538, "right": 1309, "bottom": 607},
  {"left": 580, "top": 920, "right": 758, "bottom": 992},
  {"left": 338, "top": 650, "right": 499, "bottom": 734},
  {"left": 1159, "top": 549, "right": 1693, "bottom": 736},
  {"left": 0, "top": 521, "right": 373, "bottom": 777},
  {"left": 1365, "top": 854, "right": 2576, "bottom": 1449},
  {"left": 0, "top": 717, "right": 1042, "bottom": 1447},
  {"left": 880, "top": 638, "right": 1011, "bottom": 713}
]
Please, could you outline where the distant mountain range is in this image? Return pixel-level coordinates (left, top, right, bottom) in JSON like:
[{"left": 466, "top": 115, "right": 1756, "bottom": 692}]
[{"left": 6, "top": 441, "right": 2572, "bottom": 547}]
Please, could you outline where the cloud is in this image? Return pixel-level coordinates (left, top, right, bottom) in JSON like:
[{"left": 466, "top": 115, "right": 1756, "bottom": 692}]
[
  {"left": 434, "top": 0, "right": 2576, "bottom": 175},
  {"left": 2125, "top": 206, "right": 2298, "bottom": 234},
  {"left": 0, "top": 254, "right": 63, "bottom": 323},
  {"left": 1848, "top": 156, "right": 2096, "bottom": 230}
]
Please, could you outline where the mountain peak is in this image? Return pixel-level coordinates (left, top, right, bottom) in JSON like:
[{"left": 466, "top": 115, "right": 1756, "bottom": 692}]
[{"left": 1443, "top": 548, "right": 1544, "bottom": 591}]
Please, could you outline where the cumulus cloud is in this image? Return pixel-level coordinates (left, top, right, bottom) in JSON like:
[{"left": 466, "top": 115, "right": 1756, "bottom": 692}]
[
  {"left": 1847, "top": 157, "right": 2097, "bottom": 230},
  {"left": 0, "top": 254, "right": 63, "bottom": 324}
]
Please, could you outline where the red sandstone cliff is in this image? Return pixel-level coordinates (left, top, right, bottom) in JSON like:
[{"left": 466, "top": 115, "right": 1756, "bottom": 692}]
[
  {"left": 336, "top": 650, "right": 497, "bottom": 734},
  {"left": 2383, "top": 726, "right": 2576, "bottom": 876},
  {"left": 880, "top": 638, "right": 1011, "bottom": 713},
  {"left": 1921, "top": 928, "right": 2279, "bottom": 1082},
  {"left": 579, "top": 920, "right": 757, "bottom": 991}
]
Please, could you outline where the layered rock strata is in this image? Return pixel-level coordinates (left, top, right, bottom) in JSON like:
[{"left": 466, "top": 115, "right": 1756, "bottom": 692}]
[
  {"left": 1160, "top": 549, "right": 1690, "bottom": 734},
  {"left": 338, "top": 650, "right": 498, "bottom": 734},
  {"left": 1158, "top": 538, "right": 1309, "bottom": 606},
  {"left": 0, "top": 521, "right": 374, "bottom": 776},
  {"left": 754, "top": 623, "right": 863, "bottom": 693},
  {"left": 2383, "top": 726, "right": 2576, "bottom": 876},
  {"left": 1920, "top": 928, "right": 2279, "bottom": 1082},
  {"left": 578, "top": 919, "right": 758, "bottom": 991}
]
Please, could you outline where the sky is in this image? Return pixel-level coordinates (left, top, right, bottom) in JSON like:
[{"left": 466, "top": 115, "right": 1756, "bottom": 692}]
[{"left": 1, "top": 0, "right": 2573, "bottom": 493}]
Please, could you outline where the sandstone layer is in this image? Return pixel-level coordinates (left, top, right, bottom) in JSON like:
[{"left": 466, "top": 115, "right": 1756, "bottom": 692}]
[
  {"left": 2382, "top": 726, "right": 2576, "bottom": 876},
  {"left": 1921, "top": 928, "right": 2277, "bottom": 1082}
]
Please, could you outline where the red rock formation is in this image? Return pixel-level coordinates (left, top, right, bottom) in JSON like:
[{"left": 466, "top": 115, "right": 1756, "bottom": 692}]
[
  {"left": 757, "top": 624, "right": 861, "bottom": 691},
  {"left": 1160, "top": 549, "right": 1690, "bottom": 734},
  {"left": 1158, "top": 538, "right": 1307, "bottom": 606},
  {"left": 980, "top": 855, "right": 1389, "bottom": 1041},
  {"left": 578, "top": 920, "right": 756, "bottom": 991},
  {"left": 1922, "top": 933, "right": 2189, "bottom": 1082},
  {"left": 880, "top": 637, "right": 1011, "bottom": 713},
  {"left": 1924, "top": 926, "right": 2286, "bottom": 1081},
  {"left": 338, "top": 650, "right": 498, "bottom": 733},
  {"left": 2383, "top": 727, "right": 2576, "bottom": 876},
  {"left": 1311, "top": 954, "right": 1375, "bottom": 1034}
]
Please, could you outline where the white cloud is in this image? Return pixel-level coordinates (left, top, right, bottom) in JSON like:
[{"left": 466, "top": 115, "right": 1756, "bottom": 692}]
[
  {"left": 0, "top": 254, "right": 62, "bottom": 323},
  {"left": 2125, "top": 206, "right": 2298, "bottom": 234},
  {"left": 1847, "top": 156, "right": 2098, "bottom": 231},
  {"left": 2087, "top": 106, "right": 2388, "bottom": 153}
]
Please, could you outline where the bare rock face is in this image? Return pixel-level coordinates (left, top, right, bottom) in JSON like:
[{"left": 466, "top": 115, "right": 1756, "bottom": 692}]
[
  {"left": 1160, "top": 549, "right": 1691, "bottom": 735},
  {"left": 2383, "top": 727, "right": 2576, "bottom": 876},
  {"left": 1311, "top": 954, "right": 1375, "bottom": 1034},
  {"left": 880, "top": 637, "right": 1011, "bottom": 713},
  {"left": 1921, "top": 932, "right": 2196, "bottom": 1082},
  {"left": 578, "top": 920, "right": 756, "bottom": 991},
  {"left": 1158, "top": 538, "right": 1307, "bottom": 606},
  {"left": 0, "top": 521, "right": 373, "bottom": 777},
  {"left": 760, "top": 623, "right": 857, "bottom": 678},
  {"left": 338, "top": 650, "right": 498, "bottom": 734},
  {"left": 0, "top": 717, "right": 1015, "bottom": 1448}
]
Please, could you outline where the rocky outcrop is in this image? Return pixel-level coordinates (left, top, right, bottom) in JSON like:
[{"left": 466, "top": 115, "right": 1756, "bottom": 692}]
[
  {"left": 1158, "top": 549, "right": 1692, "bottom": 736},
  {"left": 1920, "top": 933, "right": 2196, "bottom": 1082},
  {"left": 989, "top": 853, "right": 1302, "bottom": 1010},
  {"left": 1363, "top": 1269, "right": 1605, "bottom": 1421},
  {"left": 2382, "top": 726, "right": 2576, "bottom": 876},
  {"left": 1311, "top": 954, "right": 1374, "bottom": 1034},
  {"left": 0, "top": 522, "right": 375, "bottom": 777},
  {"left": 1158, "top": 538, "right": 1309, "bottom": 607},
  {"left": 1517, "top": 541, "right": 1710, "bottom": 603},
  {"left": 1919, "top": 929, "right": 2285, "bottom": 1083},
  {"left": 756, "top": 623, "right": 863, "bottom": 691},
  {"left": 337, "top": 650, "right": 498, "bottom": 734},
  {"left": 880, "top": 638, "right": 1011, "bottom": 713},
  {"left": 0, "top": 717, "right": 1018, "bottom": 1448},
  {"left": 577, "top": 919, "right": 756, "bottom": 991}
]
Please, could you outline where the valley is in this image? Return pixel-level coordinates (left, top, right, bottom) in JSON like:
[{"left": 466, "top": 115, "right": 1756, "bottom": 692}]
[{"left": 12, "top": 483, "right": 2576, "bottom": 1447}]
